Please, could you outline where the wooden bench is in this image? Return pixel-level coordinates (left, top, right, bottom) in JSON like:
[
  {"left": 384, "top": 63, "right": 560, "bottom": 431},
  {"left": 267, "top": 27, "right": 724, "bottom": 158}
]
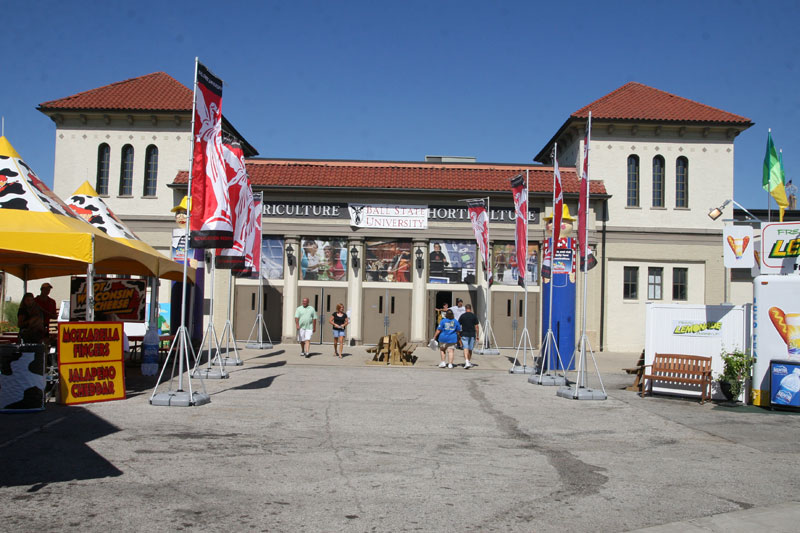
[
  {"left": 641, "top": 353, "right": 713, "bottom": 404},
  {"left": 366, "top": 332, "right": 417, "bottom": 365},
  {"left": 623, "top": 350, "right": 645, "bottom": 392}
]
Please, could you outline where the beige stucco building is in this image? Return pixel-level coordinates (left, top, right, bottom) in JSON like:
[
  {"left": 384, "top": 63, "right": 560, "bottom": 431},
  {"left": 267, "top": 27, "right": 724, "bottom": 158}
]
[{"left": 16, "top": 74, "right": 754, "bottom": 354}]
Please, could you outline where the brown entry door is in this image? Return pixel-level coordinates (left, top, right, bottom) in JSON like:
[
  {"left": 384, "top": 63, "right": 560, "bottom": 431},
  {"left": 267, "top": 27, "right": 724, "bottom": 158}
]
[
  {"left": 298, "top": 287, "right": 347, "bottom": 344},
  {"left": 362, "top": 288, "right": 411, "bottom": 344},
  {"left": 490, "top": 291, "right": 538, "bottom": 348},
  {"left": 234, "top": 284, "right": 283, "bottom": 343}
]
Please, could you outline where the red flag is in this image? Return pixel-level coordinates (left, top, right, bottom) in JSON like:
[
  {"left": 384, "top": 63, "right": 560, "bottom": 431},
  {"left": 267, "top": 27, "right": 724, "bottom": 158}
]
[
  {"left": 250, "top": 195, "right": 263, "bottom": 274},
  {"left": 542, "top": 156, "right": 563, "bottom": 279},
  {"left": 217, "top": 143, "right": 252, "bottom": 270},
  {"left": 467, "top": 199, "right": 492, "bottom": 285},
  {"left": 578, "top": 113, "right": 592, "bottom": 271},
  {"left": 189, "top": 62, "right": 233, "bottom": 249},
  {"left": 236, "top": 194, "right": 262, "bottom": 278},
  {"left": 510, "top": 174, "right": 528, "bottom": 288},
  {"left": 553, "top": 158, "right": 563, "bottom": 248}
]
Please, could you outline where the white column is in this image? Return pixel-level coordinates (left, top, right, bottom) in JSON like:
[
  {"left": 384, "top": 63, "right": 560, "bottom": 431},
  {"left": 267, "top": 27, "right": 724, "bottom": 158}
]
[
  {"left": 410, "top": 240, "right": 428, "bottom": 343},
  {"left": 282, "top": 237, "right": 300, "bottom": 343},
  {"left": 347, "top": 239, "right": 364, "bottom": 344}
]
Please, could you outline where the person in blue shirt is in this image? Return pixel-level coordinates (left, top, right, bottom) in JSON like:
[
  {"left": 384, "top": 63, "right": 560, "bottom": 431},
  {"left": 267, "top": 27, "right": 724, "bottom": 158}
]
[{"left": 433, "top": 309, "right": 461, "bottom": 369}]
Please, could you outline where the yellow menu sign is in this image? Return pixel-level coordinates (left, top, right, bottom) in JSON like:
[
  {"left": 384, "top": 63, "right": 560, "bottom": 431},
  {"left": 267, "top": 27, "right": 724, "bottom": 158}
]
[{"left": 58, "top": 322, "right": 126, "bottom": 405}]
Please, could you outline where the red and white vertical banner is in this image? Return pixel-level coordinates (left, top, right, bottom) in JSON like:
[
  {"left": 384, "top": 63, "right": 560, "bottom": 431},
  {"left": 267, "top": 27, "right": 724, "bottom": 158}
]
[
  {"left": 217, "top": 143, "right": 252, "bottom": 270},
  {"left": 467, "top": 198, "right": 492, "bottom": 285},
  {"left": 510, "top": 174, "right": 528, "bottom": 288},
  {"left": 578, "top": 112, "right": 592, "bottom": 271},
  {"left": 552, "top": 158, "right": 563, "bottom": 249},
  {"left": 542, "top": 153, "right": 564, "bottom": 279},
  {"left": 189, "top": 61, "right": 233, "bottom": 249},
  {"left": 237, "top": 194, "right": 263, "bottom": 278}
]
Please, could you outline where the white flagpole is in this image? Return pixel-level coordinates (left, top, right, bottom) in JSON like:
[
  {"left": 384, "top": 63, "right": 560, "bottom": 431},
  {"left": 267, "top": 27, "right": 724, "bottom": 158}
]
[
  {"left": 559, "top": 112, "right": 606, "bottom": 400},
  {"left": 151, "top": 57, "right": 208, "bottom": 406},
  {"left": 531, "top": 147, "right": 567, "bottom": 385}
]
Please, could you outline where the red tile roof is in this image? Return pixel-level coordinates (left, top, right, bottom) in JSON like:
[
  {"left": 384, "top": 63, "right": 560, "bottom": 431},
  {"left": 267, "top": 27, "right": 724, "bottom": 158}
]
[
  {"left": 174, "top": 159, "right": 607, "bottom": 196},
  {"left": 571, "top": 82, "right": 752, "bottom": 124},
  {"left": 38, "top": 72, "right": 192, "bottom": 112}
]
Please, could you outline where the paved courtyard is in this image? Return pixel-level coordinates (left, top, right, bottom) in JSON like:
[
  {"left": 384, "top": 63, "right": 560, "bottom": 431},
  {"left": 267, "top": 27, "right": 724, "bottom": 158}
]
[{"left": 2, "top": 344, "right": 799, "bottom": 532}]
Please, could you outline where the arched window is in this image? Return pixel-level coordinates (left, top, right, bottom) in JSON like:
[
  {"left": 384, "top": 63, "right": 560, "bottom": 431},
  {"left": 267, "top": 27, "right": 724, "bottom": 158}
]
[
  {"left": 143, "top": 145, "right": 158, "bottom": 196},
  {"left": 676, "top": 156, "right": 689, "bottom": 208},
  {"left": 96, "top": 143, "right": 110, "bottom": 195},
  {"left": 627, "top": 155, "right": 640, "bottom": 207},
  {"left": 652, "top": 155, "right": 665, "bottom": 207},
  {"left": 119, "top": 144, "right": 134, "bottom": 196}
]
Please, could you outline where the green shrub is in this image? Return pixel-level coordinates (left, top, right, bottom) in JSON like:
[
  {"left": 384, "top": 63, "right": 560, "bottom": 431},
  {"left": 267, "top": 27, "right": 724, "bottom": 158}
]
[{"left": 3, "top": 300, "right": 19, "bottom": 324}]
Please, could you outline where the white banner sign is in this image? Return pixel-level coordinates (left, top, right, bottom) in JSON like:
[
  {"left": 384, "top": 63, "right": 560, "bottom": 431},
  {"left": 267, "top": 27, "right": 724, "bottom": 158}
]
[
  {"left": 761, "top": 222, "right": 800, "bottom": 275},
  {"left": 723, "top": 225, "right": 754, "bottom": 269},
  {"left": 348, "top": 204, "right": 428, "bottom": 229}
]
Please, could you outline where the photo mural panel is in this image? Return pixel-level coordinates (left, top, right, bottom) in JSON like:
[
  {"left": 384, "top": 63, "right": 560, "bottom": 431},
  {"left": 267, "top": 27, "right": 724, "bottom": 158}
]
[
  {"left": 428, "top": 240, "right": 477, "bottom": 284},
  {"left": 364, "top": 240, "right": 412, "bottom": 282},
  {"left": 492, "top": 242, "right": 540, "bottom": 286}
]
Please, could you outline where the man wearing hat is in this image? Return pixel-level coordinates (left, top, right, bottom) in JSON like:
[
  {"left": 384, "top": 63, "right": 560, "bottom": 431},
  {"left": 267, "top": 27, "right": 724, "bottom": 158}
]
[{"left": 35, "top": 282, "right": 58, "bottom": 338}]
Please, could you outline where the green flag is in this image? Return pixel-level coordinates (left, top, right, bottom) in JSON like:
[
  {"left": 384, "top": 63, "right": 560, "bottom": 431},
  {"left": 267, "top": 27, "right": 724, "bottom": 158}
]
[{"left": 764, "top": 131, "right": 789, "bottom": 220}]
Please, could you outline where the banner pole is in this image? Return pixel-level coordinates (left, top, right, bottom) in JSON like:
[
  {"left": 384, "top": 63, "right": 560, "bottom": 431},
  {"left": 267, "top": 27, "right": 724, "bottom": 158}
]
[{"left": 151, "top": 57, "right": 209, "bottom": 406}]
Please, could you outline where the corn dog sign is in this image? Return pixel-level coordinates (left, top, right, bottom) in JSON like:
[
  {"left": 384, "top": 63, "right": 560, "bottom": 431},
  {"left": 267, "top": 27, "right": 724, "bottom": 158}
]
[
  {"left": 723, "top": 226, "right": 754, "bottom": 268},
  {"left": 57, "top": 322, "right": 126, "bottom": 405}
]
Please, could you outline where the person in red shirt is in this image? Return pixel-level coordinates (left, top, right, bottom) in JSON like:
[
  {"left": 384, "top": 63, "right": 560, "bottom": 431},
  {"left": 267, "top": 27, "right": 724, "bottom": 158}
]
[{"left": 34, "top": 282, "right": 58, "bottom": 341}]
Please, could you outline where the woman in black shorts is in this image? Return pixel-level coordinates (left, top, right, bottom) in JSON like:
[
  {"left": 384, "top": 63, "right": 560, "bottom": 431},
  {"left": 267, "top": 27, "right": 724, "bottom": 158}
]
[{"left": 329, "top": 303, "right": 349, "bottom": 359}]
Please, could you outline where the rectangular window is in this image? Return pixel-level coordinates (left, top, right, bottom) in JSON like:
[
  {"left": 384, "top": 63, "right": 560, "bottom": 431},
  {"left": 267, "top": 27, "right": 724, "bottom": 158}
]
[
  {"left": 652, "top": 156, "right": 665, "bottom": 207},
  {"left": 623, "top": 266, "right": 638, "bottom": 300},
  {"left": 676, "top": 157, "right": 689, "bottom": 208},
  {"left": 673, "top": 267, "right": 688, "bottom": 301},
  {"left": 627, "top": 155, "right": 640, "bottom": 207},
  {"left": 648, "top": 267, "right": 663, "bottom": 300}
]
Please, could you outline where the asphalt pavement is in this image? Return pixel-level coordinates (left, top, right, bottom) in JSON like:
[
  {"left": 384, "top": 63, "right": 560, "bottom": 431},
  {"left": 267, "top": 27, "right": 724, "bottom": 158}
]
[{"left": 1, "top": 342, "right": 799, "bottom": 532}]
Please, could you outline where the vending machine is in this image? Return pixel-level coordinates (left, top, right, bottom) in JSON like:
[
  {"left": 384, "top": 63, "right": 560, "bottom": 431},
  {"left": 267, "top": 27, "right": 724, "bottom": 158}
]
[{"left": 752, "top": 275, "right": 800, "bottom": 406}]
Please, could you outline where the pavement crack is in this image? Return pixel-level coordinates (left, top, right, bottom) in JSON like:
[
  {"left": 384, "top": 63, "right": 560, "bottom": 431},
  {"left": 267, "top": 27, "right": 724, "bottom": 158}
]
[
  {"left": 467, "top": 379, "right": 608, "bottom": 500},
  {"left": 324, "top": 388, "right": 365, "bottom": 516}
]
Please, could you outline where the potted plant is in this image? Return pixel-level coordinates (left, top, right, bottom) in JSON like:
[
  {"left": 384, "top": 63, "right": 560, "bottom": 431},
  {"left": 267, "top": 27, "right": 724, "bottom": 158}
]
[{"left": 717, "top": 349, "right": 754, "bottom": 404}]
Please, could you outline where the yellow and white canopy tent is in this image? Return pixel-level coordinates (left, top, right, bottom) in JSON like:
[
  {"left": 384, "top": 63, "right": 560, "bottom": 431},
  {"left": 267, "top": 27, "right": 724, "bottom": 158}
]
[
  {"left": 66, "top": 181, "right": 193, "bottom": 283},
  {"left": 0, "top": 136, "right": 191, "bottom": 318}
]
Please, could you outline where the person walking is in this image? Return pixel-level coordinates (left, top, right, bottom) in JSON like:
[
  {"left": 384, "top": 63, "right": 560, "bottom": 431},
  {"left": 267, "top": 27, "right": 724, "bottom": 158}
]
[
  {"left": 433, "top": 309, "right": 461, "bottom": 369},
  {"left": 328, "top": 303, "right": 349, "bottom": 359},
  {"left": 451, "top": 298, "right": 466, "bottom": 349},
  {"left": 458, "top": 304, "right": 480, "bottom": 369},
  {"left": 294, "top": 297, "right": 317, "bottom": 358}
]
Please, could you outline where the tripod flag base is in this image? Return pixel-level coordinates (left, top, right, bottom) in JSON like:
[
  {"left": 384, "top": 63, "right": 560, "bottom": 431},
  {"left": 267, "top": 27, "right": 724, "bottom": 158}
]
[
  {"left": 150, "top": 390, "right": 211, "bottom": 407},
  {"left": 556, "top": 385, "right": 607, "bottom": 400},
  {"left": 529, "top": 373, "right": 568, "bottom": 386},
  {"left": 191, "top": 368, "right": 228, "bottom": 380},
  {"left": 245, "top": 342, "right": 273, "bottom": 349}
]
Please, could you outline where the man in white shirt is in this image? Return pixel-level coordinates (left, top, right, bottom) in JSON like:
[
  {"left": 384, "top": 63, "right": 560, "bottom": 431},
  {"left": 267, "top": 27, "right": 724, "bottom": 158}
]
[{"left": 451, "top": 298, "right": 466, "bottom": 321}]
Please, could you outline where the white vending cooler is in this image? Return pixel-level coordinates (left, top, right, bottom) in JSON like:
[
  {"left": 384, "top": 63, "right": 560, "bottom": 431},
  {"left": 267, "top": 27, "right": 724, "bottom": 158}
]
[{"left": 753, "top": 274, "right": 800, "bottom": 406}]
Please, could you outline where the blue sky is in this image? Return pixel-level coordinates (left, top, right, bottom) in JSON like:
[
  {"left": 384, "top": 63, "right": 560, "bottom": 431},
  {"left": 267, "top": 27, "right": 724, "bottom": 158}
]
[{"left": 3, "top": 0, "right": 799, "bottom": 210}]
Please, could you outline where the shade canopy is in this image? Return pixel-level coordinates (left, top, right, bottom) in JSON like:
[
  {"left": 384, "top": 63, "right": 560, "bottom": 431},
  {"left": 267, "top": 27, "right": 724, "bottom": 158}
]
[
  {"left": 67, "top": 181, "right": 194, "bottom": 283},
  {"left": 0, "top": 136, "right": 191, "bottom": 282}
]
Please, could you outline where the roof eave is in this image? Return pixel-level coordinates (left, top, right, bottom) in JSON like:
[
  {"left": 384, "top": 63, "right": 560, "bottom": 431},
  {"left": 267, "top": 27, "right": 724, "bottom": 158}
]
[{"left": 534, "top": 115, "right": 755, "bottom": 163}]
